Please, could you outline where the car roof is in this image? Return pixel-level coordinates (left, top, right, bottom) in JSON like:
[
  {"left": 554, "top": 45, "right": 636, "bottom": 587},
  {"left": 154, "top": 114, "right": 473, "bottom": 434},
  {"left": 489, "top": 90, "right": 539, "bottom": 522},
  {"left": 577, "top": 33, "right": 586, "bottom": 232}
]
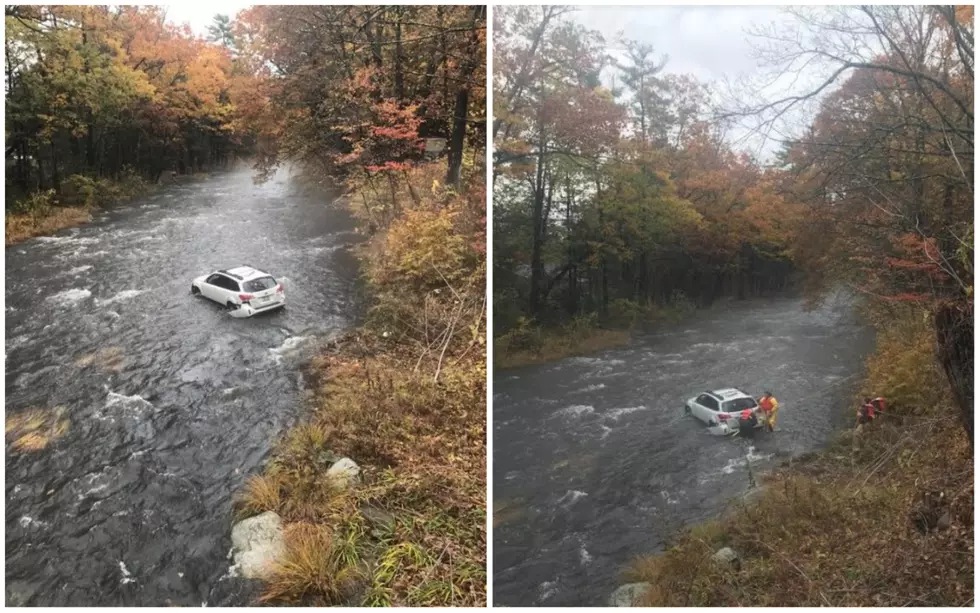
[
  {"left": 219, "top": 266, "right": 272, "bottom": 281},
  {"left": 710, "top": 388, "right": 752, "bottom": 400}
]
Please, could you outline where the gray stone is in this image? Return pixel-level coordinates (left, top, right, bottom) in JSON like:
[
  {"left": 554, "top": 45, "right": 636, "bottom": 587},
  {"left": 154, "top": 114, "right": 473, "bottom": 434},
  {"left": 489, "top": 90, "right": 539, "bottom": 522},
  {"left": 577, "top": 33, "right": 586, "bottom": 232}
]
[
  {"left": 361, "top": 506, "right": 397, "bottom": 535},
  {"left": 326, "top": 457, "right": 360, "bottom": 490},
  {"left": 712, "top": 546, "right": 740, "bottom": 569},
  {"left": 230, "top": 511, "right": 285, "bottom": 579},
  {"left": 937, "top": 509, "right": 952, "bottom": 531},
  {"left": 608, "top": 582, "right": 651, "bottom": 607}
]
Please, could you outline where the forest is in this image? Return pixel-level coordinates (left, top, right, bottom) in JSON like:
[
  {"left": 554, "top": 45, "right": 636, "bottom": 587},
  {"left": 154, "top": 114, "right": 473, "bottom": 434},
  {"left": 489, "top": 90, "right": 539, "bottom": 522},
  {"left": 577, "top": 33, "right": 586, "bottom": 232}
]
[
  {"left": 493, "top": 7, "right": 800, "bottom": 335},
  {"left": 5, "top": 4, "right": 487, "bottom": 606},
  {"left": 492, "top": 6, "right": 972, "bottom": 421},
  {"left": 492, "top": 5, "right": 972, "bottom": 606}
]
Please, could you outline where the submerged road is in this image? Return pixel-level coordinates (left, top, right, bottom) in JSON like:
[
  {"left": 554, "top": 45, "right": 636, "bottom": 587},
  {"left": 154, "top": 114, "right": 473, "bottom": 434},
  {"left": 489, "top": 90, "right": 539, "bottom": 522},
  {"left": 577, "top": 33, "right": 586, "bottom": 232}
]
[
  {"left": 6, "top": 167, "right": 361, "bottom": 605},
  {"left": 492, "top": 294, "right": 874, "bottom": 606}
]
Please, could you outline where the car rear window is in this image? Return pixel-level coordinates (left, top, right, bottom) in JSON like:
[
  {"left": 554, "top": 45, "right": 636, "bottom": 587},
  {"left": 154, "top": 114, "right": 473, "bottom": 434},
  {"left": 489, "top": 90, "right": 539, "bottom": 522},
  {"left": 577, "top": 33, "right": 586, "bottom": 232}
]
[
  {"left": 243, "top": 276, "right": 277, "bottom": 292},
  {"left": 722, "top": 397, "right": 757, "bottom": 413}
]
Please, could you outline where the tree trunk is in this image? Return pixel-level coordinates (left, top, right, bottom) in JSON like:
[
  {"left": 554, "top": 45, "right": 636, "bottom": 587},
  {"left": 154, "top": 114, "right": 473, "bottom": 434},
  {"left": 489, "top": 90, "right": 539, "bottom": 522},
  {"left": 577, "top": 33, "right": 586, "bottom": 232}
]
[
  {"left": 446, "top": 87, "right": 468, "bottom": 187},
  {"left": 935, "top": 301, "right": 973, "bottom": 452},
  {"left": 529, "top": 137, "right": 547, "bottom": 316},
  {"left": 445, "top": 5, "right": 484, "bottom": 187}
]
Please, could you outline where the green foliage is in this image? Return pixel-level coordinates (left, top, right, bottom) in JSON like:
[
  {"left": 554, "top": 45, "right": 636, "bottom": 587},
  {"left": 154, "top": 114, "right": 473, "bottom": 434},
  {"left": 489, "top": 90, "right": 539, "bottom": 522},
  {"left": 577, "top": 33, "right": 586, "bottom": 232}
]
[
  {"left": 9, "top": 189, "right": 57, "bottom": 215},
  {"left": 496, "top": 316, "right": 544, "bottom": 354}
]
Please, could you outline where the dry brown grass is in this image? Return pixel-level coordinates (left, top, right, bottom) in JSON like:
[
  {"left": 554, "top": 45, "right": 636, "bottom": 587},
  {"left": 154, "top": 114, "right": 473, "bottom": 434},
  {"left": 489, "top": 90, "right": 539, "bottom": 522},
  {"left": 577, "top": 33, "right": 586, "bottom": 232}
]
[
  {"left": 74, "top": 346, "right": 125, "bottom": 372},
  {"left": 627, "top": 417, "right": 973, "bottom": 607},
  {"left": 259, "top": 522, "right": 364, "bottom": 605},
  {"left": 6, "top": 206, "right": 92, "bottom": 245},
  {"left": 5, "top": 407, "right": 70, "bottom": 452},
  {"left": 495, "top": 327, "right": 630, "bottom": 369}
]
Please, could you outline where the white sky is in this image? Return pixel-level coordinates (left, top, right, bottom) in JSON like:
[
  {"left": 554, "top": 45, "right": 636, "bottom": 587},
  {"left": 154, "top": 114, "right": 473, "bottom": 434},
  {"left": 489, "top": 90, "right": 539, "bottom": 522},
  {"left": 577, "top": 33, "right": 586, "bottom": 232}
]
[
  {"left": 163, "top": 2, "right": 252, "bottom": 35},
  {"left": 571, "top": 6, "right": 808, "bottom": 161}
]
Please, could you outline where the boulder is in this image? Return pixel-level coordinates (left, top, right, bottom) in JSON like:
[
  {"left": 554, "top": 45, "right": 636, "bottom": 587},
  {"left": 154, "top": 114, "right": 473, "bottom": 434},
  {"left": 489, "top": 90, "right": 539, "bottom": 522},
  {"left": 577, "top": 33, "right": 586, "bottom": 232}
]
[
  {"left": 608, "top": 582, "right": 651, "bottom": 607},
  {"left": 326, "top": 457, "right": 360, "bottom": 490},
  {"left": 230, "top": 511, "right": 285, "bottom": 579},
  {"left": 712, "top": 546, "right": 740, "bottom": 570}
]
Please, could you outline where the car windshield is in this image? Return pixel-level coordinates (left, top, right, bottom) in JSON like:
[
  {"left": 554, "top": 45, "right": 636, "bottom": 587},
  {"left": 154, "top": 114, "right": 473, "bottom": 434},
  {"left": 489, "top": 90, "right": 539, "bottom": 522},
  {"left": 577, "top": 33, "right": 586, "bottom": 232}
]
[
  {"left": 722, "top": 397, "right": 757, "bottom": 413},
  {"left": 243, "top": 276, "right": 277, "bottom": 292}
]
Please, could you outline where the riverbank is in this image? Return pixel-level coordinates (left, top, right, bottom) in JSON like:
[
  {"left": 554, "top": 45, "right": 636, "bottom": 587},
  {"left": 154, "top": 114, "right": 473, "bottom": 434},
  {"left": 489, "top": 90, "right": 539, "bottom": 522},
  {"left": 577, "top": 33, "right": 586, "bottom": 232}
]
[
  {"left": 494, "top": 301, "right": 694, "bottom": 369},
  {"left": 621, "top": 311, "right": 973, "bottom": 607},
  {"left": 234, "top": 162, "right": 487, "bottom": 606},
  {"left": 5, "top": 204, "right": 93, "bottom": 245},
  {"left": 5, "top": 171, "right": 152, "bottom": 245}
]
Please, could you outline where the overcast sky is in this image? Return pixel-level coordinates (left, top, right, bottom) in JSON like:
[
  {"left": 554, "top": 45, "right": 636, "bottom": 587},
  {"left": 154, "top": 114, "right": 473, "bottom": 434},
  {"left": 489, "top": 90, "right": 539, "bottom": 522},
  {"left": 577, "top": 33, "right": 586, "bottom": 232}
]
[
  {"left": 571, "top": 6, "right": 810, "bottom": 161},
  {"left": 164, "top": 2, "right": 251, "bottom": 35}
]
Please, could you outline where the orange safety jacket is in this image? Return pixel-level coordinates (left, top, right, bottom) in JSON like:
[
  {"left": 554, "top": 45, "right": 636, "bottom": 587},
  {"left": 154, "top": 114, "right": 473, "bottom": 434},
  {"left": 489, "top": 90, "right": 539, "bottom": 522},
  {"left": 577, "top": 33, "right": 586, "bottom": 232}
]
[
  {"left": 740, "top": 409, "right": 754, "bottom": 421},
  {"left": 759, "top": 396, "right": 776, "bottom": 413}
]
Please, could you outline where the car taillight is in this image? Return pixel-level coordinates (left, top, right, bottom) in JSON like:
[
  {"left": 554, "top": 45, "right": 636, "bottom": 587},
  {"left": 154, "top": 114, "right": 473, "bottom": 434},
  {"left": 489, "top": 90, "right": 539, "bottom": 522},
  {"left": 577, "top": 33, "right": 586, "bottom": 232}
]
[
  {"left": 717, "top": 413, "right": 730, "bottom": 421},
  {"left": 239, "top": 293, "right": 254, "bottom": 302},
  {"left": 276, "top": 284, "right": 284, "bottom": 293}
]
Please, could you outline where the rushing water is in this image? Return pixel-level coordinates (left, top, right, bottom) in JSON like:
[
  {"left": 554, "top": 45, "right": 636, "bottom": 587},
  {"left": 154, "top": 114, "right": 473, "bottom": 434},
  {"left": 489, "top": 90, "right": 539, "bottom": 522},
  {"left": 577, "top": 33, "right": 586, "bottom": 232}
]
[
  {"left": 5, "top": 168, "right": 362, "bottom": 605},
  {"left": 492, "top": 293, "right": 875, "bottom": 606}
]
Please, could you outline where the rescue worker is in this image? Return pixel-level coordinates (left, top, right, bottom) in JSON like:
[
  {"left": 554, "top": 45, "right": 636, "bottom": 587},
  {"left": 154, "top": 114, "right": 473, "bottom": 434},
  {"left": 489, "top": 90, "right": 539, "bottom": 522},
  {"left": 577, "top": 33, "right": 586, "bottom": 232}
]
[
  {"left": 758, "top": 391, "right": 779, "bottom": 432},
  {"left": 738, "top": 408, "right": 758, "bottom": 438},
  {"left": 870, "top": 396, "right": 887, "bottom": 417},
  {"left": 857, "top": 397, "right": 876, "bottom": 426}
]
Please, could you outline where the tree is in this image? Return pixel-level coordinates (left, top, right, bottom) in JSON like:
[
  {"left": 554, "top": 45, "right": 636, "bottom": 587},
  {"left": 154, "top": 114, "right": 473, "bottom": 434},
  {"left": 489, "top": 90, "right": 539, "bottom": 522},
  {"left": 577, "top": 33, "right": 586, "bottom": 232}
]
[{"left": 734, "top": 6, "right": 973, "bottom": 446}]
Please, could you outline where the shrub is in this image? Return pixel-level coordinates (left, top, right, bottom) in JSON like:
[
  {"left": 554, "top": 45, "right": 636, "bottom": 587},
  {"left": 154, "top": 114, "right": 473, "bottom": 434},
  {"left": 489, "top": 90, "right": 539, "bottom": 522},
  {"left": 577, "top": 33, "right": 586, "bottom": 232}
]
[
  {"left": 497, "top": 316, "right": 543, "bottom": 354},
  {"left": 9, "top": 189, "right": 57, "bottom": 215},
  {"left": 860, "top": 314, "right": 949, "bottom": 415}
]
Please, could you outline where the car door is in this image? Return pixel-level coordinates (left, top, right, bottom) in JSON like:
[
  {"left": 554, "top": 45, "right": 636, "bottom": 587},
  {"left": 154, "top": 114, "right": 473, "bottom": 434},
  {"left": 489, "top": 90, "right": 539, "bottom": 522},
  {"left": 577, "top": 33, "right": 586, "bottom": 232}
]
[
  {"left": 693, "top": 394, "right": 713, "bottom": 423},
  {"left": 219, "top": 275, "right": 242, "bottom": 305},
  {"left": 700, "top": 395, "right": 720, "bottom": 424},
  {"left": 203, "top": 274, "right": 225, "bottom": 302}
]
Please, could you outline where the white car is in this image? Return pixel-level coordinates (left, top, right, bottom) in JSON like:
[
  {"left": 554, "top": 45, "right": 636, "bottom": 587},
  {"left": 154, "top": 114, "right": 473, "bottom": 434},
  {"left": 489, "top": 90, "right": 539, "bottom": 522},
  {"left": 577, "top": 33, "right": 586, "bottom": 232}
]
[
  {"left": 685, "top": 388, "right": 760, "bottom": 434},
  {"left": 191, "top": 266, "right": 285, "bottom": 317}
]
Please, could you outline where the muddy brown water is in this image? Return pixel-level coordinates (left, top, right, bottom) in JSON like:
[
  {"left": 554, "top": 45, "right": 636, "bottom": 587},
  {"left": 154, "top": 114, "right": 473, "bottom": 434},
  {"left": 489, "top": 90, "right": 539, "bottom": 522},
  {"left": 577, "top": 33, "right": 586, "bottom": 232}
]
[{"left": 5, "top": 168, "right": 362, "bottom": 605}]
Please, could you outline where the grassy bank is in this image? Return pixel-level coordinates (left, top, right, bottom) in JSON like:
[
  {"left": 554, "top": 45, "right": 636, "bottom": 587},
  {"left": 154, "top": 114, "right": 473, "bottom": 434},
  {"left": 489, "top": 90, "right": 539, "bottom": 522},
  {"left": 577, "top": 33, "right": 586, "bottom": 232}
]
[
  {"left": 236, "top": 162, "right": 487, "bottom": 606},
  {"left": 624, "top": 309, "right": 973, "bottom": 606},
  {"left": 5, "top": 170, "right": 150, "bottom": 245},
  {"left": 494, "top": 298, "right": 695, "bottom": 369}
]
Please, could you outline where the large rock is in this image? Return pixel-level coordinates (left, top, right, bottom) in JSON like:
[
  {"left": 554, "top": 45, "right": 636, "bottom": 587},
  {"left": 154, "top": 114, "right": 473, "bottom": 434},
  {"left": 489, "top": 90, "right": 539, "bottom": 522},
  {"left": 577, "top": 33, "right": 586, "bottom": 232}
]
[
  {"left": 326, "top": 457, "right": 360, "bottom": 490},
  {"left": 712, "top": 546, "right": 740, "bottom": 569},
  {"left": 230, "top": 511, "right": 285, "bottom": 579},
  {"left": 608, "top": 582, "right": 651, "bottom": 607}
]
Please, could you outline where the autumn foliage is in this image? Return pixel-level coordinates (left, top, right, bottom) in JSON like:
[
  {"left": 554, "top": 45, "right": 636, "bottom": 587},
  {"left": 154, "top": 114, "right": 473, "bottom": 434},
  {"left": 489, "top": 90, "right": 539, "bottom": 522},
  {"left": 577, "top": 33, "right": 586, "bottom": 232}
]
[
  {"left": 5, "top": 5, "right": 259, "bottom": 205},
  {"left": 493, "top": 7, "right": 801, "bottom": 350}
]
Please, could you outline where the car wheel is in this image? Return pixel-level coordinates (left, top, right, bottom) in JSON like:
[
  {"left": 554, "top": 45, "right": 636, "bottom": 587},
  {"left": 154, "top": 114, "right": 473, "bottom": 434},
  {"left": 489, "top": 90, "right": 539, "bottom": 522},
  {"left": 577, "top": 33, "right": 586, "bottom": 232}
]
[
  {"left": 708, "top": 420, "right": 717, "bottom": 427},
  {"left": 684, "top": 405, "right": 691, "bottom": 415},
  {"left": 226, "top": 301, "right": 237, "bottom": 311},
  {"left": 191, "top": 285, "right": 200, "bottom": 295}
]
